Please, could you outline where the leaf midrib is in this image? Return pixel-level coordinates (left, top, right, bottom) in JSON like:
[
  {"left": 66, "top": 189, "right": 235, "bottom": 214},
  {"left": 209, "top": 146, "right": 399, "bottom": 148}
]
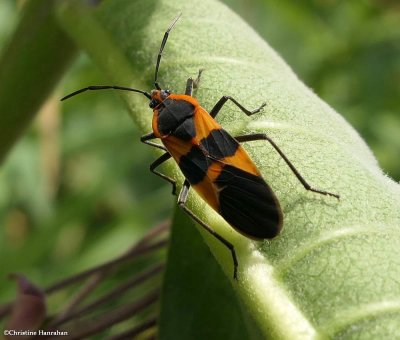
[{"left": 277, "top": 225, "right": 397, "bottom": 275}]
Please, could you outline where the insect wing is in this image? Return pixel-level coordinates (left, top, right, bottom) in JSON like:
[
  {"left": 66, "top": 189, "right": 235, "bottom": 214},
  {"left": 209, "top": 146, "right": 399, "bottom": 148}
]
[{"left": 215, "top": 163, "right": 282, "bottom": 239}]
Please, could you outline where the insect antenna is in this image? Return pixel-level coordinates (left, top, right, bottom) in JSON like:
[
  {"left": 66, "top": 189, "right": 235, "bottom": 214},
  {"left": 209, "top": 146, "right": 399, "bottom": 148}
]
[
  {"left": 154, "top": 13, "right": 182, "bottom": 90},
  {"left": 61, "top": 85, "right": 151, "bottom": 101}
]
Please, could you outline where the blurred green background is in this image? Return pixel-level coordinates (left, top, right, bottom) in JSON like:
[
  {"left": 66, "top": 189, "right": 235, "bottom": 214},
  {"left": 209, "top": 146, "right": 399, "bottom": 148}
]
[{"left": 0, "top": 0, "right": 399, "bottom": 306}]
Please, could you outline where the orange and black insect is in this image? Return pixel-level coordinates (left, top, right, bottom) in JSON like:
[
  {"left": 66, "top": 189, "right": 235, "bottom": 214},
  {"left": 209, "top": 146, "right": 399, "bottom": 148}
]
[{"left": 61, "top": 14, "right": 339, "bottom": 279}]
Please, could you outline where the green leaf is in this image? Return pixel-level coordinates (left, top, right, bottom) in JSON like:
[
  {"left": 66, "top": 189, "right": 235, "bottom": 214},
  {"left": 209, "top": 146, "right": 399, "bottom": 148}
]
[
  {"left": 159, "top": 208, "right": 263, "bottom": 340},
  {"left": 0, "top": 0, "right": 77, "bottom": 163},
  {"left": 57, "top": 0, "right": 400, "bottom": 338}
]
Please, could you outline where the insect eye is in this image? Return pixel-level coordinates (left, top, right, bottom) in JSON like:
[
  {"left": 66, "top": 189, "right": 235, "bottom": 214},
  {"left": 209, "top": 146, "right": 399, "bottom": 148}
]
[
  {"left": 161, "top": 90, "right": 170, "bottom": 100},
  {"left": 149, "top": 99, "right": 158, "bottom": 108}
]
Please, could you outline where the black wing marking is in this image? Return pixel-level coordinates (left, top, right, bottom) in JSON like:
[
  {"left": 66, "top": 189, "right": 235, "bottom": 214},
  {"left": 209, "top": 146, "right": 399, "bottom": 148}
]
[
  {"left": 179, "top": 145, "right": 212, "bottom": 185},
  {"left": 215, "top": 165, "right": 282, "bottom": 239},
  {"left": 178, "top": 128, "right": 240, "bottom": 185},
  {"left": 200, "top": 129, "right": 239, "bottom": 160}
]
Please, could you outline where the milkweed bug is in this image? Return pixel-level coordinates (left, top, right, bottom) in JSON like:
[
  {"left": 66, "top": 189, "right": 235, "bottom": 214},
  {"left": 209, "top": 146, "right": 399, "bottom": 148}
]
[{"left": 61, "top": 14, "right": 339, "bottom": 279}]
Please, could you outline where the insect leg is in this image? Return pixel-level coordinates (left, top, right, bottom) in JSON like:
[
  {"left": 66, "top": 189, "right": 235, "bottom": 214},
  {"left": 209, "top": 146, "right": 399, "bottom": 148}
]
[
  {"left": 210, "top": 96, "right": 266, "bottom": 118},
  {"left": 185, "top": 69, "right": 204, "bottom": 96},
  {"left": 178, "top": 179, "right": 239, "bottom": 279},
  {"left": 140, "top": 132, "right": 167, "bottom": 151},
  {"left": 235, "top": 133, "right": 340, "bottom": 199},
  {"left": 150, "top": 152, "right": 177, "bottom": 195},
  {"left": 185, "top": 78, "right": 194, "bottom": 96},
  {"left": 193, "top": 69, "right": 204, "bottom": 89}
]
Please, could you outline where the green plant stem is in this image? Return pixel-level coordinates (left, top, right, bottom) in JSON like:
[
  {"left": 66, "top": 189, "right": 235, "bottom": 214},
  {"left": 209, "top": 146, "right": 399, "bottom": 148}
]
[{"left": 0, "top": 0, "right": 77, "bottom": 163}]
